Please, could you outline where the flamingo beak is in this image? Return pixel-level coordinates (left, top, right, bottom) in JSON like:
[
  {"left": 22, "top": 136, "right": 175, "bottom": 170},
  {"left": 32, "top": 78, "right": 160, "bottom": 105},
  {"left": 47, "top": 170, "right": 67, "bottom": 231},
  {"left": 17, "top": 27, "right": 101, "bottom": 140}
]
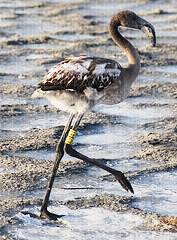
[{"left": 141, "top": 23, "right": 156, "bottom": 47}]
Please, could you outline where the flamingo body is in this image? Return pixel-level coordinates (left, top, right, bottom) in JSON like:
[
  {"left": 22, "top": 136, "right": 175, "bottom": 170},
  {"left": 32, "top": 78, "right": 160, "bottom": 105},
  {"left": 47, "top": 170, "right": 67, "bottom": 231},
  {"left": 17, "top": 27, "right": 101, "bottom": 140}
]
[{"left": 32, "top": 56, "right": 126, "bottom": 113}]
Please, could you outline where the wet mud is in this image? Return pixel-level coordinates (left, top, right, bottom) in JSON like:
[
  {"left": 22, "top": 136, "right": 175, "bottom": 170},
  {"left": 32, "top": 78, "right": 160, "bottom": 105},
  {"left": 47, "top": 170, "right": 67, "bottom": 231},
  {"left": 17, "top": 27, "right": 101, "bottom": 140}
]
[{"left": 0, "top": 0, "right": 177, "bottom": 239}]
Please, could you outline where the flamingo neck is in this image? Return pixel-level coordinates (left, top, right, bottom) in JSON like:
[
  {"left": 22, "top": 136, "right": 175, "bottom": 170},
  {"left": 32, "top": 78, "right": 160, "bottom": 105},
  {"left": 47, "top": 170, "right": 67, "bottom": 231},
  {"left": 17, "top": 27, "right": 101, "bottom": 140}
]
[{"left": 109, "top": 18, "right": 140, "bottom": 79}]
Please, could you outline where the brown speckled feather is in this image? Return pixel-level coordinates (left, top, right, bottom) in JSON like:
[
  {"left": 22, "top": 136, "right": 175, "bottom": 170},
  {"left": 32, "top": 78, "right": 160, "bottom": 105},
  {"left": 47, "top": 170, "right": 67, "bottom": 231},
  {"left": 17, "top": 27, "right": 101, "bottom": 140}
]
[{"left": 39, "top": 56, "right": 121, "bottom": 93}]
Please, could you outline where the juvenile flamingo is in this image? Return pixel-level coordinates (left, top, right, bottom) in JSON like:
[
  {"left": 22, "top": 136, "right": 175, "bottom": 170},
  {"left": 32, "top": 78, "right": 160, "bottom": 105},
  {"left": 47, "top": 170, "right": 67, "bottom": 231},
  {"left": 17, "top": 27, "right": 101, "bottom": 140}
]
[{"left": 32, "top": 10, "right": 156, "bottom": 220}]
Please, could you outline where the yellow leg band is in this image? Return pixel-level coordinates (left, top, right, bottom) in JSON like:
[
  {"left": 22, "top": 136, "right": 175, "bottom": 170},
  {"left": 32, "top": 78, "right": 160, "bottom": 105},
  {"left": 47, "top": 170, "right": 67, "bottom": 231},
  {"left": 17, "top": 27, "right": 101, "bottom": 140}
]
[{"left": 65, "top": 129, "right": 77, "bottom": 145}]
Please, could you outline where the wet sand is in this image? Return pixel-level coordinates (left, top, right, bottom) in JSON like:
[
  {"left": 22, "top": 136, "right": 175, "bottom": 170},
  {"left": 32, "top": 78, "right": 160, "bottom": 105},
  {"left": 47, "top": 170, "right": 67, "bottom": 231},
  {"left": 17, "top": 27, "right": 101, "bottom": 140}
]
[{"left": 0, "top": 0, "right": 177, "bottom": 239}]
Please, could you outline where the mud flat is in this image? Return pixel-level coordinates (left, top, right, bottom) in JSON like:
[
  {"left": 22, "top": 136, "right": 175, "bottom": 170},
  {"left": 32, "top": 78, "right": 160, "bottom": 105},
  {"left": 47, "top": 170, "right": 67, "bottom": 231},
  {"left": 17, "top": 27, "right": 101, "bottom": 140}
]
[{"left": 0, "top": 0, "right": 177, "bottom": 239}]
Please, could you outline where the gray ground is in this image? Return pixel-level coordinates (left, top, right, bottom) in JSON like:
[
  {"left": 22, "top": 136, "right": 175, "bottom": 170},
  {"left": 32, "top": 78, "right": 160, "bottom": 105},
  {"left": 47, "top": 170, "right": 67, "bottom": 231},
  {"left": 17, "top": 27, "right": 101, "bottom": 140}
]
[{"left": 0, "top": 0, "right": 177, "bottom": 239}]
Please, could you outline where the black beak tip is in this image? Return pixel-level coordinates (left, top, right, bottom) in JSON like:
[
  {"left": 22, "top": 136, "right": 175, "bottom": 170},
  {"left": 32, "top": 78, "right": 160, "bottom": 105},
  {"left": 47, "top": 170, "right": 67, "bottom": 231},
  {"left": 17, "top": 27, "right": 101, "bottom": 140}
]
[
  {"left": 130, "top": 188, "right": 134, "bottom": 194},
  {"left": 151, "top": 32, "right": 156, "bottom": 47},
  {"left": 151, "top": 38, "right": 156, "bottom": 47}
]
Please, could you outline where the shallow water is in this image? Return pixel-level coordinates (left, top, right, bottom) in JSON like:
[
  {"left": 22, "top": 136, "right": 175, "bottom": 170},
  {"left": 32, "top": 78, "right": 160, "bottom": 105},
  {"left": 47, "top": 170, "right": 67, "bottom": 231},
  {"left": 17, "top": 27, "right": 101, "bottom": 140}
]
[
  {"left": 132, "top": 169, "right": 177, "bottom": 216},
  {"left": 0, "top": 129, "right": 27, "bottom": 140},
  {"left": 10, "top": 207, "right": 177, "bottom": 240},
  {"left": 53, "top": 33, "right": 95, "bottom": 41},
  {"left": 95, "top": 101, "right": 176, "bottom": 125},
  {"left": 0, "top": 112, "right": 67, "bottom": 131},
  {"left": 0, "top": 0, "right": 177, "bottom": 238},
  {"left": 145, "top": 65, "right": 177, "bottom": 75},
  {"left": 0, "top": 54, "right": 45, "bottom": 76}
]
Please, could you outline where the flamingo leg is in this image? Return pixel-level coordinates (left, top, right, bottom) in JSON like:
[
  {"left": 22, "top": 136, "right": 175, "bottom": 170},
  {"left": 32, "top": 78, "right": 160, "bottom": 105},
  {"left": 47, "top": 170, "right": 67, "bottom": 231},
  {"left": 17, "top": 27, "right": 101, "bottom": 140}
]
[
  {"left": 40, "top": 113, "right": 75, "bottom": 220},
  {"left": 39, "top": 112, "right": 133, "bottom": 220},
  {"left": 64, "top": 114, "right": 134, "bottom": 194}
]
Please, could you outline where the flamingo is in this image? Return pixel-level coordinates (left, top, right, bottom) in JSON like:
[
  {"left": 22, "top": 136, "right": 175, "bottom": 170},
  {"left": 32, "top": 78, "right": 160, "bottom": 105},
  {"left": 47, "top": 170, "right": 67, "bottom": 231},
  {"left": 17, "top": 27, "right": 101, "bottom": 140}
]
[{"left": 32, "top": 10, "right": 156, "bottom": 220}]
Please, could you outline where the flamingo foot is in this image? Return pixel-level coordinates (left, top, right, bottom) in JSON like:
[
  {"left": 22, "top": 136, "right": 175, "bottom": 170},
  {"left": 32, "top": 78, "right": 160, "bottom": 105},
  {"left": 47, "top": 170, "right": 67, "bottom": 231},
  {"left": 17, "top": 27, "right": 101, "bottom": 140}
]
[
  {"left": 40, "top": 209, "right": 64, "bottom": 220},
  {"left": 20, "top": 210, "right": 64, "bottom": 221},
  {"left": 113, "top": 170, "right": 134, "bottom": 194}
]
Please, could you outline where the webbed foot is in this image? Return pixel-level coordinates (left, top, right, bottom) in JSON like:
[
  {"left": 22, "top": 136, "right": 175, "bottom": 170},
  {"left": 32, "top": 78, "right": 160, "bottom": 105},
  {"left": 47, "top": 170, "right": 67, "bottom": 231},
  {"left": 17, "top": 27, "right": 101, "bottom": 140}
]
[{"left": 40, "top": 209, "right": 64, "bottom": 220}]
